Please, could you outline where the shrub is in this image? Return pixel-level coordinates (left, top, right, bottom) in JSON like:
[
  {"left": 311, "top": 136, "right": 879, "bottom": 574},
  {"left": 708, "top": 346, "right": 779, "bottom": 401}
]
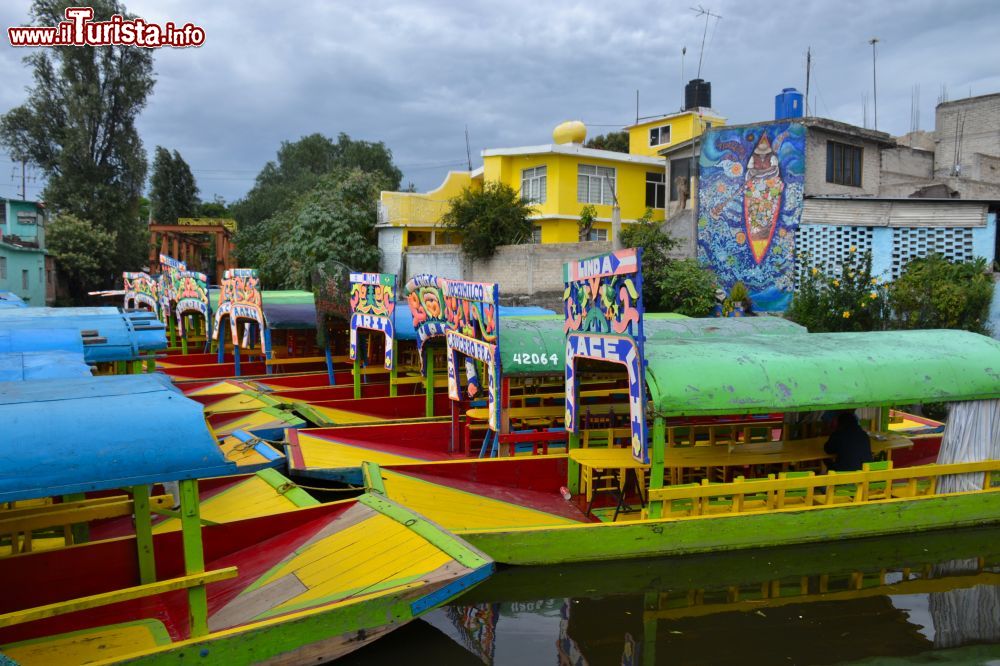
[
  {"left": 785, "top": 248, "right": 890, "bottom": 332},
  {"left": 619, "top": 210, "right": 678, "bottom": 308},
  {"left": 889, "top": 254, "right": 993, "bottom": 335},
  {"left": 658, "top": 259, "right": 718, "bottom": 316}
]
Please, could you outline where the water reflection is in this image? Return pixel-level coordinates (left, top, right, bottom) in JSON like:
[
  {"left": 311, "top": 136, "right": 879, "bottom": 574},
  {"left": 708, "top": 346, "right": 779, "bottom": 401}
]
[{"left": 342, "top": 527, "right": 1000, "bottom": 665}]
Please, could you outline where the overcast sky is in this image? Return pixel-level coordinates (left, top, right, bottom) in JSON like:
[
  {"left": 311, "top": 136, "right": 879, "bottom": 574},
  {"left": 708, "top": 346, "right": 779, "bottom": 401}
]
[{"left": 1, "top": 0, "right": 998, "bottom": 203}]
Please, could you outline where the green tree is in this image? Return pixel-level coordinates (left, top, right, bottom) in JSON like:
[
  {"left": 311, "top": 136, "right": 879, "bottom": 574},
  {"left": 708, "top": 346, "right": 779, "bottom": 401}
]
[
  {"left": 618, "top": 210, "right": 679, "bottom": 309},
  {"left": 150, "top": 147, "right": 199, "bottom": 224},
  {"left": 236, "top": 168, "right": 387, "bottom": 289},
  {"left": 197, "top": 195, "right": 230, "bottom": 218},
  {"left": 585, "top": 131, "right": 629, "bottom": 153},
  {"left": 0, "top": 0, "right": 154, "bottom": 280},
  {"left": 889, "top": 254, "right": 993, "bottom": 335},
  {"left": 785, "top": 249, "right": 890, "bottom": 332},
  {"left": 441, "top": 182, "right": 534, "bottom": 260},
  {"left": 231, "top": 133, "right": 402, "bottom": 230},
  {"left": 46, "top": 214, "right": 117, "bottom": 302}
]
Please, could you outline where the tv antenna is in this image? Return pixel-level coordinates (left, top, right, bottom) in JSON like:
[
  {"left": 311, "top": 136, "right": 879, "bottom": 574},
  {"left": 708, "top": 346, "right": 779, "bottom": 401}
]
[{"left": 691, "top": 6, "right": 722, "bottom": 79}]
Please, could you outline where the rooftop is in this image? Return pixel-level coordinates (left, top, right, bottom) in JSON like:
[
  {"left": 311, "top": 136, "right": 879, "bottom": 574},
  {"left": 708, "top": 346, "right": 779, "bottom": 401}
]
[
  {"left": 624, "top": 107, "right": 726, "bottom": 130},
  {"left": 481, "top": 142, "right": 663, "bottom": 166}
]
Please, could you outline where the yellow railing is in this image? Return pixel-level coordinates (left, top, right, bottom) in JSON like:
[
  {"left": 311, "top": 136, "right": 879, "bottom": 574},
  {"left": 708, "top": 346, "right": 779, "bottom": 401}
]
[
  {"left": 645, "top": 460, "right": 999, "bottom": 518},
  {"left": 0, "top": 568, "right": 238, "bottom": 629}
]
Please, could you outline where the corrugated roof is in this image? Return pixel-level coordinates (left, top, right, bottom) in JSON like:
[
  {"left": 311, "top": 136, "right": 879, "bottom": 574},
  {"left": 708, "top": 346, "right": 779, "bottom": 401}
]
[
  {"left": 645, "top": 329, "right": 1000, "bottom": 416},
  {"left": 802, "top": 198, "right": 988, "bottom": 228}
]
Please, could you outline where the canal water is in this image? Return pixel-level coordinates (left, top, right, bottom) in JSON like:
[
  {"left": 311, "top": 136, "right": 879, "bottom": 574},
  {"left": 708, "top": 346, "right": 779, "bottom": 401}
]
[{"left": 340, "top": 527, "right": 1000, "bottom": 665}]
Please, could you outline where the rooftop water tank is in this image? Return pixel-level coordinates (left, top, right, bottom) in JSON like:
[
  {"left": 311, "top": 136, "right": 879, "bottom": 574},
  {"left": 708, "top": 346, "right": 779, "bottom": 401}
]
[
  {"left": 775, "top": 87, "right": 804, "bottom": 120},
  {"left": 685, "top": 79, "right": 711, "bottom": 110},
  {"left": 553, "top": 121, "right": 587, "bottom": 144}
]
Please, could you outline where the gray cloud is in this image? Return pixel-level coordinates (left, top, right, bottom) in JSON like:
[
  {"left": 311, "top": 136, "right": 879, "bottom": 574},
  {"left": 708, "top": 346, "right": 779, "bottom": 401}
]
[{"left": 1, "top": 0, "right": 998, "bottom": 202}]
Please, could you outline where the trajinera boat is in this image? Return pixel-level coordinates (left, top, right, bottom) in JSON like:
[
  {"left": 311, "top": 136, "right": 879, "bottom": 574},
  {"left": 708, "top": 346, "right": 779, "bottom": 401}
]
[
  {"left": 0, "top": 375, "right": 493, "bottom": 664},
  {"left": 355, "top": 249, "right": 1000, "bottom": 565}
]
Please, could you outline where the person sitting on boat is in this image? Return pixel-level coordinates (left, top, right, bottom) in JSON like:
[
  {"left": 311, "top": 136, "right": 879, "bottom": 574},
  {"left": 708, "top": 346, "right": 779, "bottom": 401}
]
[{"left": 823, "top": 410, "right": 873, "bottom": 472}]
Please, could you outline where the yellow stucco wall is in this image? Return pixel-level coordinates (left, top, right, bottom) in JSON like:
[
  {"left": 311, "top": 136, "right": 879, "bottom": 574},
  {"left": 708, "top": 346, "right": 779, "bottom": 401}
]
[
  {"left": 484, "top": 152, "right": 664, "bottom": 243},
  {"left": 628, "top": 111, "right": 726, "bottom": 157}
]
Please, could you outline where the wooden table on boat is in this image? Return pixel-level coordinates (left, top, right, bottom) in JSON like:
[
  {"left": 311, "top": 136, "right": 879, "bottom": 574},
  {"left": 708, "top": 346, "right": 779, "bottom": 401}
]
[
  {"left": 663, "top": 434, "right": 913, "bottom": 483},
  {"left": 569, "top": 447, "right": 651, "bottom": 510}
]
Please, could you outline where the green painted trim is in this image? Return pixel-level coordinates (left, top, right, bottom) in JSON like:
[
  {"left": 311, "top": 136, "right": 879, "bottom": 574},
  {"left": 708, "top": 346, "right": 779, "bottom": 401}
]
[
  {"left": 358, "top": 493, "right": 491, "bottom": 570},
  {"left": 1, "top": 618, "right": 172, "bottom": 651},
  {"left": 462, "top": 490, "right": 1000, "bottom": 565},
  {"left": 390, "top": 340, "right": 398, "bottom": 398},
  {"left": 362, "top": 462, "right": 386, "bottom": 496},
  {"left": 133, "top": 484, "right": 156, "bottom": 584},
  {"left": 178, "top": 479, "right": 207, "bottom": 638},
  {"left": 424, "top": 350, "right": 434, "bottom": 417},
  {"left": 353, "top": 356, "right": 361, "bottom": 400},
  {"left": 566, "top": 431, "right": 580, "bottom": 495},
  {"left": 112, "top": 583, "right": 432, "bottom": 665},
  {"left": 255, "top": 469, "right": 319, "bottom": 508},
  {"left": 648, "top": 416, "right": 666, "bottom": 519},
  {"left": 293, "top": 403, "right": 331, "bottom": 426}
]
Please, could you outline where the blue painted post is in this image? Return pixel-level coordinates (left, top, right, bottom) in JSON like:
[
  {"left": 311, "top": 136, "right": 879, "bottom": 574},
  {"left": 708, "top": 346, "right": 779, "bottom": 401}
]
[
  {"left": 216, "top": 321, "right": 225, "bottom": 364},
  {"left": 263, "top": 327, "right": 273, "bottom": 375},
  {"left": 233, "top": 341, "right": 241, "bottom": 377},
  {"left": 325, "top": 345, "right": 336, "bottom": 385}
]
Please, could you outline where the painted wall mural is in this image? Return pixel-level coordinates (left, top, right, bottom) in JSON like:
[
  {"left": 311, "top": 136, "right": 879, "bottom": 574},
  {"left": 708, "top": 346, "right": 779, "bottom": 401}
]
[
  {"left": 563, "top": 248, "right": 648, "bottom": 463},
  {"left": 697, "top": 122, "right": 805, "bottom": 312},
  {"left": 122, "top": 272, "right": 159, "bottom": 314},
  {"left": 349, "top": 272, "right": 396, "bottom": 370},
  {"left": 404, "top": 274, "right": 449, "bottom": 363},
  {"left": 212, "top": 268, "right": 266, "bottom": 349}
]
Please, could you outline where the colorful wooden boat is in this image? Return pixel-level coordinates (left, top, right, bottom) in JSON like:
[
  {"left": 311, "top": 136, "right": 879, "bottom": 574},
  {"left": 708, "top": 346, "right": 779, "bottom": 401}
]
[
  {"left": 344, "top": 249, "right": 1000, "bottom": 566},
  {"left": 0, "top": 375, "right": 494, "bottom": 664}
]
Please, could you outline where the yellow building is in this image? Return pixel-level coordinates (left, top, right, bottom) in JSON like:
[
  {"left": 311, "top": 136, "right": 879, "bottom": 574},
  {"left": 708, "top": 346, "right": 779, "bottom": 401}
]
[{"left": 379, "top": 113, "right": 725, "bottom": 251}]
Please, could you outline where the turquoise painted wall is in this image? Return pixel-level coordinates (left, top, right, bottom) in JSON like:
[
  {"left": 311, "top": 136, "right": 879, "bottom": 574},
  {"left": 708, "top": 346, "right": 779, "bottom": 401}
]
[
  {"left": 0, "top": 243, "right": 46, "bottom": 305},
  {"left": 1, "top": 199, "right": 48, "bottom": 305}
]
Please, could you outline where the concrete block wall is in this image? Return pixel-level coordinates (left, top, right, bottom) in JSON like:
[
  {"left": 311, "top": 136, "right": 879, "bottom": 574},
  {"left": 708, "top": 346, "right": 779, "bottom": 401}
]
[
  {"left": 804, "top": 127, "right": 882, "bottom": 197},
  {"left": 879, "top": 146, "right": 934, "bottom": 192},
  {"left": 935, "top": 93, "right": 1000, "bottom": 182}
]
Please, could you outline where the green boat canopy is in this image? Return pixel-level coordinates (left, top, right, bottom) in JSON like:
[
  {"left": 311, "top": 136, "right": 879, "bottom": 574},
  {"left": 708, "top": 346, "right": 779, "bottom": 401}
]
[
  {"left": 499, "top": 314, "right": 807, "bottom": 376},
  {"left": 644, "top": 329, "right": 1000, "bottom": 417}
]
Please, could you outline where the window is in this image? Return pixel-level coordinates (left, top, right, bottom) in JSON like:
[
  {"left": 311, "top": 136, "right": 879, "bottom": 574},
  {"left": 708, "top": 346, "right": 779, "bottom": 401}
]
[
  {"left": 521, "top": 166, "right": 547, "bottom": 203},
  {"left": 0, "top": 256, "right": 6, "bottom": 280},
  {"left": 669, "top": 159, "right": 692, "bottom": 201},
  {"left": 584, "top": 228, "right": 608, "bottom": 242},
  {"left": 407, "top": 230, "right": 432, "bottom": 246},
  {"left": 648, "top": 125, "right": 671, "bottom": 147},
  {"left": 22, "top": 269, "right": 29, "bottom": 290},
  {"left": 826, "top": 141, "right": 863, "bottom": 187},
  {"left": 645, "top": 172, "right": 666, "bottom": 209},
  {"left": 531, "top": 225, "right": 542, "bottom": 244},
  {"left": 17, "top": 213, "right": 37, "bottom": 225},
  {"left": 577, "top": 164, "right": 616, "bottom": 205}
]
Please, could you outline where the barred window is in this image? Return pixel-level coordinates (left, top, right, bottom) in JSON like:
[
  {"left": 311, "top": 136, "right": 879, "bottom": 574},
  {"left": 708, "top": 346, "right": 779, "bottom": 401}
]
[
  {"left": 521, "top": 166, "right": 547, "bottom": 203},
  {"left": 577, "top": 164, "right": 616, "bottom": 205}
]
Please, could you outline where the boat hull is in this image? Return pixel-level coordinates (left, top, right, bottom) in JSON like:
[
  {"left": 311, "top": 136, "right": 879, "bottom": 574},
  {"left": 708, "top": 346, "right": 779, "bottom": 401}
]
[{"left": 459, "top": 490, "right": 1000, "bottom": 565}]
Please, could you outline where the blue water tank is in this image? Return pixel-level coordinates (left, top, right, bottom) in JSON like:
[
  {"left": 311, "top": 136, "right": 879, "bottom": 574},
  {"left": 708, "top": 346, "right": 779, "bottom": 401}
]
[{"left": 775, "top": 87, "right": 804, "bottom": 120}]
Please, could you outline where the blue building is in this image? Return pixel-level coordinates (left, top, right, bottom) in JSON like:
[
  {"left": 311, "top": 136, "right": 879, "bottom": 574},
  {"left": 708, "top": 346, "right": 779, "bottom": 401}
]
[{"left": 0, "top": 198, "right": 51, "bottom": 305}]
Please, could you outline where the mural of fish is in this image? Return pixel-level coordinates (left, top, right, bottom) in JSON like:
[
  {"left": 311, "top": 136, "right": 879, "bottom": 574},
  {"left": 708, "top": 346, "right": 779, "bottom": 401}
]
[{"left": 743, "top": 134, "right": 784, "bottom": 264}]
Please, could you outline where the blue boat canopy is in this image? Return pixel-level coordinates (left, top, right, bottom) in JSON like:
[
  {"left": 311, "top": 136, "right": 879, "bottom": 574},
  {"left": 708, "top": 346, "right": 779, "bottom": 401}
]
[
  {"left": 0, "top": 351, "right": 93, "bottom": 382},
  {"left": 0, "top": 291, "right": 27, "bottom": 309},
  {"left": 0, "top": 375, "right": 238, "bottom": 502},
  {"left": 0, "top": 328, "right": 85, "bottom": 355},
  {"left": 0, "top": 309, "right": 166, "bottom": 362}
]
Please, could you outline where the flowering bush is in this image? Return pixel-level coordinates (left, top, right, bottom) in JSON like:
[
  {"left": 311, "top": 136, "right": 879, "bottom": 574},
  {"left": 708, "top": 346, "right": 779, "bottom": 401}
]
[{"left": 785, "top": 248, "right": 890, "bottom": 332}]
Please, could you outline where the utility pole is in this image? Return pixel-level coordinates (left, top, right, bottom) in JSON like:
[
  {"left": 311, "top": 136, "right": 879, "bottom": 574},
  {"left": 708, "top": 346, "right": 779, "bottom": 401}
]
[
  {"left": 464, "top": 126, "right": 472, "bottom": 172},
  {"left": 869, "top": 37, "right": 879, "bottom": 131}
]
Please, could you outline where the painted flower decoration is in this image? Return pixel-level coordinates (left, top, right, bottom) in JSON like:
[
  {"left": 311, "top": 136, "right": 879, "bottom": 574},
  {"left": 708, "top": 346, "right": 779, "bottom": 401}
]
[{"left": 726, "top": 162, "right": 743, "bottom": 177}]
